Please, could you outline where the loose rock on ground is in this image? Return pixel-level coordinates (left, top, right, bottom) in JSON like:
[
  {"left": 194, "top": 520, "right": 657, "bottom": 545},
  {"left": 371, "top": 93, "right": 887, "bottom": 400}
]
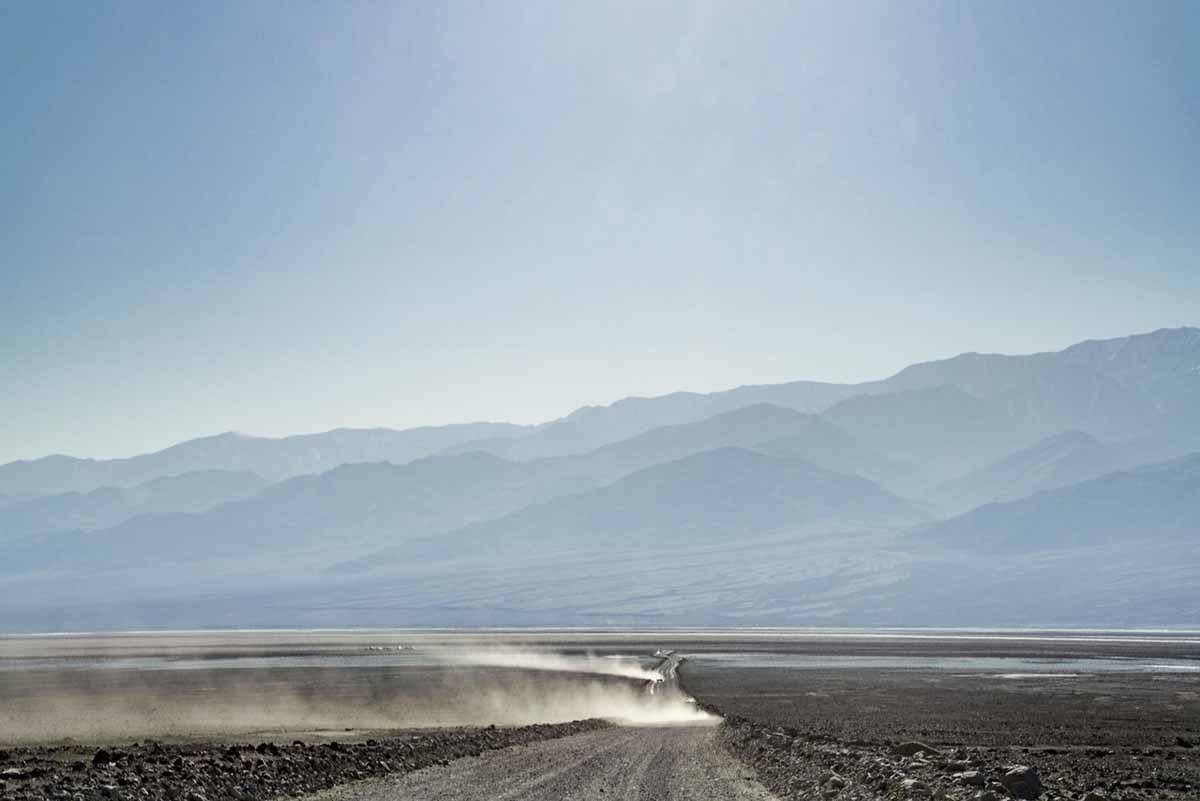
[
  {"left": 716, "top": 714, "right": 1198, "bottom": 801},
  {"left": 0, "top": 720, "right": 608, "bottom": 801}
]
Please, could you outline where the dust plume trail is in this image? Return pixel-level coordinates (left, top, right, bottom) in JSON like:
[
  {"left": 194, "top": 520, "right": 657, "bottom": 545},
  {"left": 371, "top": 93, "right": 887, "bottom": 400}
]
[
  {"left": 433, "top": 648, "right": 665, "bottom": 682},
  {"left": 432, "top": 647, "right": 718, "bottom": 726}
]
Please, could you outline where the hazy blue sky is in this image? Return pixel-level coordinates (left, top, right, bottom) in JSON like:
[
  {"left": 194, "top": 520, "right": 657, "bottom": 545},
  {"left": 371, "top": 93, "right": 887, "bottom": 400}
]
[{"left": 3, "top": 1, "right": 1198, "bottom": 462}]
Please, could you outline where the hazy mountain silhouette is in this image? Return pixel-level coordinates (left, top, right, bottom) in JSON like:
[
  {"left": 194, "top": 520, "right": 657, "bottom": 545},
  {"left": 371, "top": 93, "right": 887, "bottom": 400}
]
[
  {"left": 918, "top": 453, "right": 1200, "bottom": 552},
  {"left": 338, "top": 447, "right": 926, "bottom": 572},
  {"left": 0, "top": 470, "right": 267, "bottom": 542},
  {"left": 441, "top": 383, "right": 858, "bottom": 462},
  {"left": 1, "top": 411, "right": 903, "bottom": 577},
  {"left": 3, "top": 326, "right": 1200, "bottom": 629},
  {"left": 925, "top": 431, "right": 1122, "bottom": 513},
  {"left": 864, "top": 326, "right": 1200, "bottom": 440},
  {"left": 0, "top": 423, "right": 525, "bottom": 497},
  {"left": 821, "top": 385, "right": 1043, "bottom": 483},
  {"left": 545, "top": 403, "right": 903, "bottom": 487},
  {"left": 4, "top": 328, "right": 1198, "bottom": 497},
  {"left": 0, "top": 452, "right": 593, "bottom": 575},
  {"left": 444, "top": 327, "right": 1200, "bottom": 470}
]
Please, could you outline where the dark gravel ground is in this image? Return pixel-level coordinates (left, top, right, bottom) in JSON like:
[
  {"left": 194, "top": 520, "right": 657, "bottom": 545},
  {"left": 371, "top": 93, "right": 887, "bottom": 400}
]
[
  {"left": 0, "top": 720, "right": 608, "bottom": 801},
  {"left": 684, "top": 663, "right": 1200, "bottom": 800}
]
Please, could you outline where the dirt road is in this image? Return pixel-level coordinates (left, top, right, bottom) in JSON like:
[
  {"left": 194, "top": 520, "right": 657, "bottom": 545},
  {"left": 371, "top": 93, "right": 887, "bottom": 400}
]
[{"left": 304, "top": 725, "right": 776, "bottom": 801}]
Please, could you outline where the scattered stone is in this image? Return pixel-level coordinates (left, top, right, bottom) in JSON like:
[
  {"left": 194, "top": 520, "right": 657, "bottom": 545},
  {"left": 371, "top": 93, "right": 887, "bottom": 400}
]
[
  {"left": 999, "top": 764, "right": 1045, "bottom": 799},
  {"left": 1081, "top": 791, "right": 1108, "bottom": 801},
  {"left": 894, "top": 742, "right": 941, "bottom": 757},
  {"left": 954, "top": 769, "right": 986, "bottom": 787},
  {"left": 0, "top": 720, "right": 611, "bottom": 801}
]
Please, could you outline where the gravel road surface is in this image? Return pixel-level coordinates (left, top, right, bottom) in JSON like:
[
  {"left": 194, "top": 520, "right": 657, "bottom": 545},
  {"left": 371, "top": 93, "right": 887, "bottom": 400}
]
[{"left": 303, "top": 725, "right": 777, "bottom": 801}]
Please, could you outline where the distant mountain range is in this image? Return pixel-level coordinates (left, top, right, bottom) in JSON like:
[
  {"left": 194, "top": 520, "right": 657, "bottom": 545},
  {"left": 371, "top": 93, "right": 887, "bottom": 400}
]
[
  {"left": 926, "top": 431, "right": 1119, "bottom": 514},
  {"left": 442, "top": 326, "right": 1200, "bottom": 468},
  {"left": 0, "top": 423, "right": 525, "bottom": 496},
  {"left": 880, "top": 453, "right": 1200, "bottom": 624},
  {"left": 4, "top": 328, "right": 1196, "bottom": 497},
  {"left": 1, "top": 326, "right": 1197, "bottom": 630},
  {"left": 546, "top": 403, "right": 908, "bottom": 489},
  {"left": 921, "top": 452, "right": 1200, "bottom": 552},
  {"left": 439, "top": 382, "right": 859, "bottom": 461},
  {"left": 0, "top": 469, "right": 267, "bottom": 542},
  {"left": 334, "top": 447, "right": 925, "bottom": 573},
  {"left": 0, "top": 452, "right": 592, "bottom": 576}
]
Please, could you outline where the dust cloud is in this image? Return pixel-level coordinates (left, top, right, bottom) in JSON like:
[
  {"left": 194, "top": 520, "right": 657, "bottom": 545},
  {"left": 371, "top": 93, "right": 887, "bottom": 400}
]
[
  {"left": 0, "top": 642, "right": 717, "bottom": 743},
  {"left": 434, "top": 647, "right": 664, "bottom": 681},
  {"left": 436, "top": 647, "right": 717, "bottom": 726}
]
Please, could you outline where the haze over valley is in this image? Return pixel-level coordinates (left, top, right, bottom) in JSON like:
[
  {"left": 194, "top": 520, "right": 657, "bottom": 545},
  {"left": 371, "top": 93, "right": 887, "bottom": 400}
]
[
  {"left": 7, "top": 5, "right": 1200, "bottom": 801},
  {"left": 3, "top": 327, "right": 1197, "bottom": 631}
]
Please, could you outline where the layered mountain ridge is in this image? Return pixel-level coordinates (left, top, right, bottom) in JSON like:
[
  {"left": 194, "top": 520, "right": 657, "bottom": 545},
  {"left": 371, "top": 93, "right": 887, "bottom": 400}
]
[{"left": 2, "top": 326, "right": 1197, "bottom": 630}]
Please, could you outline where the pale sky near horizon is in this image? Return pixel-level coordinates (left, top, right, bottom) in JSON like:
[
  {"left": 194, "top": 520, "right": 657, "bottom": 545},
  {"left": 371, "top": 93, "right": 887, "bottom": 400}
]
[{"left": 3, "top": 1, "right": 1199, "bottom": 463}]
